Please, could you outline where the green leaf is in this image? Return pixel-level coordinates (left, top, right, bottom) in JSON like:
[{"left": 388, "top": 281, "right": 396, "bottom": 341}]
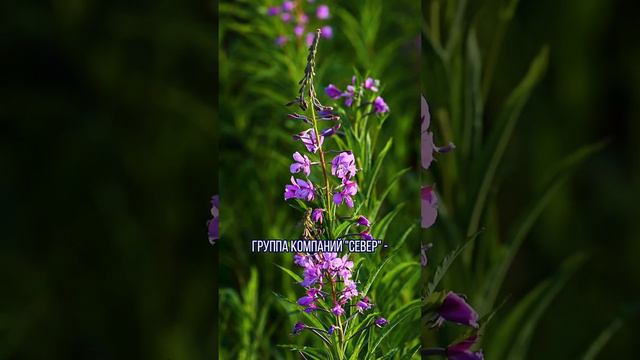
[
  {"left": 487, "top": 254, "right": 586, "bottom": 360},
  {"left": 467, "top": 46, "right": 549, "bottom": 238},
  {"left": 427, "top": 236, "right": 476, "bottom": 297},
  {"left": 581, "top": 318, "right": 624, "bottom": 360},
  {"left": 482, "top": 140, "right": 607, "bottom": 312}
]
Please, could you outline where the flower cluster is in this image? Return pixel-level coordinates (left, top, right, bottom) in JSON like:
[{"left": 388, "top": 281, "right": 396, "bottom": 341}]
[
  {"left": 267, "top": 1, "right": 333, "bottom": 47},
  {"left": 208, "top": 195, "right": 219, "bottom": 244},
  {"left": 325, "top": 76, "right": 389, "bottom": 114},
  {"left": 291, "top": 252, "right": 387, "bottom": 335}
]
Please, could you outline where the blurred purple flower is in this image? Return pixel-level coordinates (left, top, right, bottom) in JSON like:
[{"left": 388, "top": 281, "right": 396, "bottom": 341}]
[
  {"left": 421, "top": 186, "right": 438, "bottom": 229},
  {"left": 364, "top": 77, "right": 379, "bottom": 92},
  {"left": 375, "top": 317, "right": 388, "bottom": 328},
  {"left": 447, "top": 335, "right": 484, "bottom": 360},
  {"left": 284, "top": 176, "right": 315, "bottom": 201},
  {"left": 208, "top": 195, "right": 219, "bottom": 244},
  {"left": 267, "top": 6, "right": 281, "bottom": 16},
  {"left": 321, "top": 25, "right": 333, "bottom": 39},
  {"left": 281, "top": 12, "right": 292, "bottom": 22},
  {"left": 436, "top": 292, "right": 479, "bottom": 328},
  {"left": 421, "top": 95, "right": 455, "bottom": 170},
  {"left": 316, "top": 4, "right": 330, "bottom": 19},
  {"left": 299, "top": 13, "right": 309, "bottom": 24},
  {"left": 373, "top": 96, "right": 389, "bottom": 114},
  {"left": 292, "top": 322, "right": 306, "bottom": 335},
  {"left": 331, "top": 151, "right": 357, "bottom": 179},
  {"left": 356, "top": 215, "right": 370, "bottom": 227},
  {"left": 294, "top": 25, "right": 305, "bottom": 37},
  {"left": 325, "top": 84, "right": 342, "bottom": 99},
  {"left": 283, "top": 1, "right": 295, "bottom": 11},
  {"left": 305, "top": 32, "right": 315, "bottom": 46},
  {"left": 275, "top": 35, "right": 288, "bottom": 46},
  {"left": 293, "top": 128, "right": 324, "bottom": 153},
  {"left": 290, "top": 151, "right": 312, "bottom": 176},
  {"left": 333, "top": 179, "right": 358, "bottom": 207}
]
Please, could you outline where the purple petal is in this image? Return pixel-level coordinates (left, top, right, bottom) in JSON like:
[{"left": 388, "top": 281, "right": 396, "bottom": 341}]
[{"left": 421, "top": 186, "right": 438, "bottom": 229}]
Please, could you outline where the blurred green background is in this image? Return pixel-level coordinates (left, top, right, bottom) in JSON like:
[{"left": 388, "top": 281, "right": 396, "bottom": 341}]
[
  {"left": 450, "top": 0, "right": 640, "bottom": 357},
  {"left": 1, "top": 0, "right": 217, "bottom": 358},
  {"left": 501, "top": 0, "right": 640, "bottom": 357}
]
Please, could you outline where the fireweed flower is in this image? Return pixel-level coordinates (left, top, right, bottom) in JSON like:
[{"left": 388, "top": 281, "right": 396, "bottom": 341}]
[
  {"left": 294, "top": 25, "right": 305, "bottom": 37},
  {"left": 325, "top": 84, "right": 342, "bottom": 99},
  {"left": 331, "top": 151, "right": 357, "bottom": 179},
  {"left": 364, "top": 77, "right": 379, "bottom": 92},
  {"left": 290, "top": 151, "right": 312, "bottom": 176},
  {"left": 292, "top": 322, "right": 306, "bottom": 335},
  {"left": 208, "top": 195, "right": 219, "bottom": 244},
  {"left": 375, "top": 317, "right": 388, "bottom": 328},
  {"left": 360, "top": 230, "right": 374, "bottom": 240},
  {"left": 421, "top": 186, "right": 438, "bottom": 229},
  {"left": 316, "top": 4, "right": 330, "bottom": 19},
  {"left": 356, "top": 297, "right": 373, "bottom": 312},
  {"left": 327, "top": 325, "right": 336, "bottom": 335},
  {"left": 275, "top": 35, "right": 288, "bottom": 46},
  {"left": 373, "top": 96, "right": 389, "bottom": 114},
  {"left": 320, "top": 25, "right": 333, "bottom": 39},
  {"left": 305, "top": 32, "right": 315, "bottom": 46},
  {"left": 293, "top": 128, "right": 324, "bottom": 153},
  {"left": 332, "top": 302, "right": 345, "bottom": 316},
  {"left": 283, "top": 1, "right": 295, "bottom": 11},
  {"left": 356, "top": 215, "right": 370, "bottom": 227},
  {"left": 333, "top": 179, "right": 358, "bottom": 207},
  {"left": 267, "top": 6, "right": 281, "bottom": 16},
  {"left": 284, "top": 176, "right": 315, "bottom": 201},
  {"left": 311, "top": 208, "right": 324, "bottom": 223},
  {"left": 421, "top": 95, "right": 455, "bottom": 170},
  {"left": 447, "top": 335, "right": 484, "bottom": 360},
  {"left": 435, "top": 292, "right": 480, "bottom": 328}
]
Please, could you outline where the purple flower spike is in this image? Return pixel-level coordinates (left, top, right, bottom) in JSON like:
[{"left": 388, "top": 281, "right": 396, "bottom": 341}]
[
  {"left": 356, "top": 215, "right": 370, "bottom": 227},
  {"left": 375, "top": 317, "right": 388, "bottom": 328},
  {"left": 437, "top": 292, "right": 479, "bottom": 328},
  {"left": 447, "top": 335, "right": 484, "bottom": 360},
  {"left": 333, "top": 179, "right": 358, "bottom": 207},
  {"left": 208, "top": 195, "right": 219, "bottom": 244},
  {"left": 305, "top": 32, "right": 315, "bottom": 46},
  {"left": 267, "top": 6, "right": 281, "bottom": 16},
  {"left": 420, "top": 243, "right": 433, "bottom": 267},
  {"left": 290, "top": 151, "right": 312, "bottom": 176},
  {"left": 312, "top": 208, "right": 324, "bottom": 223},
  {"left": 331, "top": 152, "right": 357, "bottom": 179},
  {"left": 341, "top": 280, "right": 358, "bottom": 300},
  {"left": 293, "top": 128, "right": 324, "bottom": 153},
  {"left": 421, "top": 186, "right": 438, "bottom": 229},
  {"left": 292, "top": 322, "right": 306, "bottom": 335},
  {"left": 294, "top": 25, "right": 304, "bottom": 38},
  {"left": 332, "top": 303, "right": 345, "bottom": 317},
  {"left": 316, "top": 4, "right": 330, "bottom": 19},
  {"left": 284, "top": 176, "right": 315, "bottom": 202},
  {"left": 321, "top": 25, "right": 333, "bottom": 39},
  {"left": 373, "top": 96, "right": 389, "bottom": 114},
  {"left": 325, "top": 84, "right": 342, "bottom": 99},
  {"left": 364, "top": 77, "right": 379, "bottom": 92}
]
